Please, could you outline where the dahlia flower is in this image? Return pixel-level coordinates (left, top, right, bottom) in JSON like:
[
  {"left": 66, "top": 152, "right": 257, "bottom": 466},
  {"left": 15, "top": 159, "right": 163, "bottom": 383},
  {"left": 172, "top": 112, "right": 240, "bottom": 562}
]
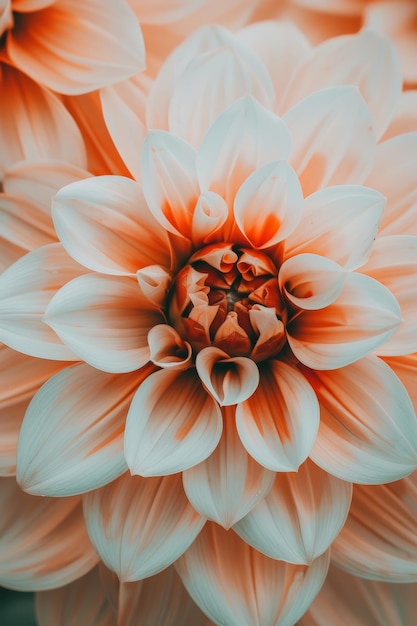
[{"left": 1, "top": 18, "right": 417, "bottom": 626}]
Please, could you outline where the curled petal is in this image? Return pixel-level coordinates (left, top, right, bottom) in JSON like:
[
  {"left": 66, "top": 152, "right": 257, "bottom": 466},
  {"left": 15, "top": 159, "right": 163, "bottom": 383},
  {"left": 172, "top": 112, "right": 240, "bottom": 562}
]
[
  {"left": 287, "top": 272, "right": 401, "bottom": 370},
  {"left": 234, "top": 459, "right": 352, "bottom": 564},
  {"left": 16, "top": 363, "right": 151, "bottom": 496},
  {"left": 236, "top": 360, "right": 319, "bottom": 471},
  {"left": 234, "top": 160, "right": 303, "bottom": 248},
  {"left": 282, "top": 185, "right": 385, "bottom": 270},
  {"left": 307, "top": 355, "right": 417, "bottom": 484},
  {"left": 279, "top": 254, "right": 347, "bottom": 310},
  {"left": 196, "top": 347, "right": 259, "bottom": 406},
  {"left": 284, "top": 86, "right": 376, "bottom": 195},
  {"left": 190, "top": 192, "right": 228, "bottom": 246},
  {"left": 283, "top": 30, "right": 402, "bottom": 139},
  {"left": 141, "top": 130, "right": 199, "bottom": 238},
  {"left": 45, "top": 274, "right": 163, "bottom": 373},
  {"left": 137, "top": 265, "right": 172, "bottom": 308},
  {"left": 7, "top": 0, "right": 145, "bottom": 94},
  {"left": 148, "top": 324, "right": 192, "bottom": 369},
  {"left": 176, "top": 522, "right": 330, "bottom": 626},
  {"left": 83, "top": 472, "right": 205, "bottom": 582},
  {"left": 332, "top": 473, "right": 417, "bottom": 582},
  {"left": 125, "top": 367, "right": 222, "bottom": 476},
  {"left": 35, "top": 566, "right": 114, "bottom": 626},
  {"left": 0, "top": 477, "right": 98, "bottom": 591},
  {"left": 0, "top": 243, "right": 84, "bottom": 360},
  {"left": 53, "top": 176, "right": 170, "bottom": 275},
  {"left": 183, "top": 406, "right": 275, "bottom": 528}
]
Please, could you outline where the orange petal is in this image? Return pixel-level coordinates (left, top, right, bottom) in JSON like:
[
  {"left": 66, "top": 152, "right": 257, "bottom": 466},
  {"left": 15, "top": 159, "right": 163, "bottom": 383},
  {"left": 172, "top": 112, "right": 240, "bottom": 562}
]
[
  {"left": 35, "top": 566, "right": 115, "bottom": 626},
  {"left": 234, "top": 458, "right": 352, "bottom": 564},
  {"left": 176, "top": 522, "right": 330, "bottom": 626},
  {"left": 183, "top": 405, "right": 274, "bottom": 528},
  {"left": 17, "top": 364, "right": 152, "bottom": 496},
  {"left": 236, "top": 360, "right": 319, "bottom": 471},
  {"left": 124, "top": 367, "right": 222, "bottom": 476},
  {"left": 307, "top": 355, "right": 417, "bottom": 483},
  {"left": 83, "top": 473, "right": 205, "bottom": 582},
  {"left": 283, "top": 86, "right": 376, "bottom": 195},
  {"left": 147, "top": 324, "right": 192, "bottom": 369},
  {"left": 7, "top": 0, "right": 145, "bottom": 94},
  {"left": 45, "top": 274, "right": 163, "bottom": 373},
  {"left": 0, "top": 477, "right": 98, "bottom": 591},
  {"left": 53, "top": 176, "right": 171, "bottom": 275},
  {"left": 331, "top": 472, "right": 417, "bottom": 581}
]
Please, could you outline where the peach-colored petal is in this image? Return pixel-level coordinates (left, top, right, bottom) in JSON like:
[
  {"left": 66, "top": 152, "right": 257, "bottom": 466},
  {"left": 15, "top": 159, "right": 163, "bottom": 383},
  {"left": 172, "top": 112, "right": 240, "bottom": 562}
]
[
  {"left": 362, "top": 235, "right": 417, "bottom": 356},
  {"left": 62, "top": 91, "right": 131, "bottom": 177},
  {"left": 287, "top": 272, "right": 401, "bottom": 369},
  {"left": 116, "top": 566, "right": 214, "bottom": 626},
  {"left": 146, "top": 25, "right": 238, "bottom": 130},
  {"left": 367, "top": 133, "right": 417, "bottom": 237},
  {"left": 183, "top": 405, "right": 274, "bottom": 528},
  {"left": 11, "top": 0, "right": 55, "bottom": 10},
  {"left": 383, "top": 91, "right": 417, "bottom": 140},
  {"left": 0, "top": 243, "right": 84, "bottom": 360},
  {"left": 100, "top": 73, "right": 150, "bottom": 181},
  {"left": 283, "top": 30, "right": 401, "bottom": 139},
  {"left": 176, "top": 522, "right": 330, "bottom": 626},
  {"left": 282, "top": 184, "right": 385, "bottom": 270},
  {"left": 0, "top": 0, "right": 12, "bottom": 36},
  {"left": 142, "top": 130, "right": 199, "bottom": 238},
  {"left": 7, "top": 0, "right": 145, "bottom": 94},
  {"left": 0, "top": 345, "right": 66, "bottom": 476},
  {"left": 45, "top": 274, "right": 163, "bottom": 373},
  {"left": 384, "top": 353, "right": 417, "bottom": 414},
  {"left": 3, "top": 158, "right": 91, "bottom": 215},
  {"left": 136, "top": 265, "right": 172, "bottom": 308},
  {"left": 0, "top": 239, "right": 25, "bottom": 273},
  {"left": 234, "top": 459, "right": 352, "bottom": 564},
  {"left": 331, "top": 473, "right": 417, "bottom": 581},
  {"left": 124, "top": 367, "right": 222, "bottom": 476},
  {"left": 279, "top": 253, "right": 347, "bottom": 310},
  {"left": 83, "top": 472, "right": 205, "bottom": 582},
  {"left": 197, "top": 96, "right": 291, "bottom": 231},
  {"left": 35, "top": 566, "right": 115, "bottom": 626},
  {"left": 236, "top": 360, "right": 319, "bottom": 471},
  {"left": 147, "top": 324, "right": 192, "bottom": 369},
  {"left": 0, "top": 193, "right": 56, "bottom": 253},
  {"left": 53, "top": 176, "right": 171, "bottom": 275},
  {"left": 301, "top": 564, "right": 417, "bottom": 626},
  {"left": 234, "top": 160, "right": 303, "bottom": 248},
  {"left": 0, "top": 477, "right": 98, "bottom": 591},
  {"left": 0, "top": 65, "right": 87, "bottom": 176},
  {"left": 364, "top": 0, "right": 417, "bottom": 85},
  {"left": 196, "top": 346, "right": 259, "bottom": 406},
  {"left": 237, "top": 20, "right": 311, "bottom": 115},
  {"left": 283, "top": 86, "right": 376, "bottom": 196},
  {"left": 17, "top": 363, "right": 153, "bottom": 496},
  {"left": 306, "top": 355, "right": 417, "bottom": 483},
  {"left": 167, "top": 38, "right": 274, "bottom": 146}
]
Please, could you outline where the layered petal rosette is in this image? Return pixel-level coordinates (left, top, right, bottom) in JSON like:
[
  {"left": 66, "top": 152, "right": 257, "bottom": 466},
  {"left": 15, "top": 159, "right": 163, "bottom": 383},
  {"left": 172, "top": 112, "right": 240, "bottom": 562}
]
[{"left": 1, "top": 23, "right": 417, "bottom": 624}]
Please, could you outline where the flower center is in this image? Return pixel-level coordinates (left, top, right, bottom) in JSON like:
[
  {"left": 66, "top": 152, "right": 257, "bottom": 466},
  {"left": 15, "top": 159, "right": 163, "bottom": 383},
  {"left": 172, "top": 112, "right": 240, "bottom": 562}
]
[{"left": 169, "top": 243, "right": 287, "bottom": 361}]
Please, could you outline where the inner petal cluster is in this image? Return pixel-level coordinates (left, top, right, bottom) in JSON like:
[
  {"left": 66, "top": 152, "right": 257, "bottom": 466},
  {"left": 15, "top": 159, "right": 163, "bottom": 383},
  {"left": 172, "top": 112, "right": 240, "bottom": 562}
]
[{"left": 168, "top": 243, "right": 287, "bottom": 361}]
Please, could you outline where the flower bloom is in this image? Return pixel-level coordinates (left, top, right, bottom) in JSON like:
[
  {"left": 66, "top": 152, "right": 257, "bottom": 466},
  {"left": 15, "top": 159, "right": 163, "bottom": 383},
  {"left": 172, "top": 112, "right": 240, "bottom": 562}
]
[{"left": 1, "top": 21, "right": 417, "bottom": 624}]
